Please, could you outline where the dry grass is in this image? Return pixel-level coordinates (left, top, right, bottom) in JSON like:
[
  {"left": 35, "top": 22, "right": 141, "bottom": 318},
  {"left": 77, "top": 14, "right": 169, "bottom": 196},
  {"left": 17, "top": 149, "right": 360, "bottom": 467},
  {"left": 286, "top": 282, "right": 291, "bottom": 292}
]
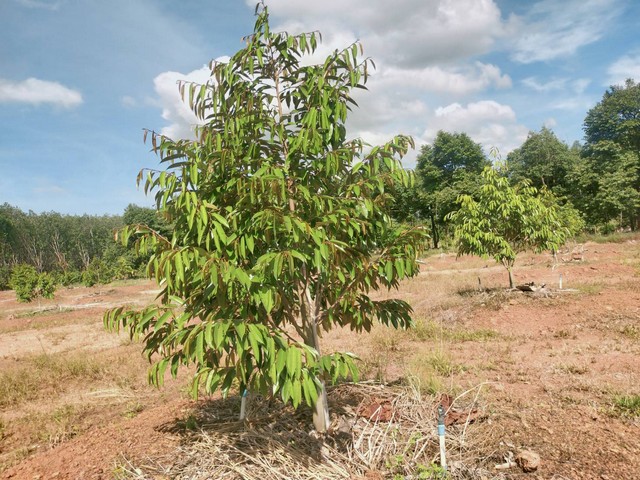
[
  {"left": 0, "top": 348, "right": 144, "bottom": 408},
  {"left": 112, "top": 382, "right": 500, "bottom": 480},
  {"left": 410, "top": 318, "right": 500, "bottom": 343}
]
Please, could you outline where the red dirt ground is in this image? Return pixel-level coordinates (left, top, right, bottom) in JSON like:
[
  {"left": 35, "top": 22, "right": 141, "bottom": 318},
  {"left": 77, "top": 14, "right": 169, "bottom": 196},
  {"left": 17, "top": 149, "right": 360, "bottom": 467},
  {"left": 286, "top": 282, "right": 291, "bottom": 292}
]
[{"left": 1, "top": 239, "right": 639, "bottom": 479}]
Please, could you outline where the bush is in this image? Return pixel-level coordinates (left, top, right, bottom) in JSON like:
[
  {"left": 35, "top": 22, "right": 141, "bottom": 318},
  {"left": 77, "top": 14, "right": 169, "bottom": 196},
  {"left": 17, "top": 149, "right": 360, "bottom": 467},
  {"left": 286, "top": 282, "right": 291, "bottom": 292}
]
[
  {"left": 82, "top": 258, "right": 114, "bottom": 287},
  {"left": 36, "top": 273, "right": 56, "bottom": 300},
  {"left": 9, "top": 264, "right": 39, "bottom": 302},
  {"left": 60, "top": 270, "right": 83, "bottom": 287},
  {"left": 9, "top": 265, "right": 57, "bottom": 302}
]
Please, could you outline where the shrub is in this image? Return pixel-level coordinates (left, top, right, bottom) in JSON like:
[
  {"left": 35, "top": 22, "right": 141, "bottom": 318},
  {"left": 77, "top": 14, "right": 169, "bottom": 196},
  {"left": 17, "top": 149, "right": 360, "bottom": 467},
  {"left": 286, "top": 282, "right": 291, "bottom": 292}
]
[{"left": 9, "top": 264, "right": 39, "bottom": 302}]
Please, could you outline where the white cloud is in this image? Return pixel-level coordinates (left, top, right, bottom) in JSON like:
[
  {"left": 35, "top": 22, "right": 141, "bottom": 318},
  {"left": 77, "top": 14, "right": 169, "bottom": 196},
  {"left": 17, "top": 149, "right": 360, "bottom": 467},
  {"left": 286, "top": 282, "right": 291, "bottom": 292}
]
[
  {"left": 572, "top": 78, "right": 591, "bottom": 94},
  {"left": 550, "top": 94, "right": 594, "bottom": 111},
  {"left": 379, "top": 62, "right": 511, "bottom": 95},
  {"left": 121, "top": 95, "right": 137, "bottom": 108},
  {"left": 422, "top": 100, "right": 529, "bottom": 154},
  {"left": 153, "top": 66, "right": 212, "bottom": 140},
  {"left": 606, "top": 52, "right": 640, "bottom": 86},
  {"left": 0, "top": 77, "right": 82, "bottom": 108},
  {"left": 522, "top": 77, "right": 567, "bottom": 92},
  {"left": 509, "top": 0, "right": 621, "bottom": 64},
  {"left": 262, "top": 0, "right": 506, "bottom": 66},
  {"left": 13, "top": 0, "right": 63, "bottom": 10},
  {"left": 522, "top": 77, "right": 592, "bottom": 95},
  {"left": 33, "top": 184, "right": 66, "bottom": 194}
]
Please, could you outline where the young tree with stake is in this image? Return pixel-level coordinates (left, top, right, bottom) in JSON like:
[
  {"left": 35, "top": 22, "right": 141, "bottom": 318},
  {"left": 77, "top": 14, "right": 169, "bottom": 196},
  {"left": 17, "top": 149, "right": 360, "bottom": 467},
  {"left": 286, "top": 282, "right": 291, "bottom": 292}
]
[{"left": 104, "top": 6, "right": 425, "bottom": 432}]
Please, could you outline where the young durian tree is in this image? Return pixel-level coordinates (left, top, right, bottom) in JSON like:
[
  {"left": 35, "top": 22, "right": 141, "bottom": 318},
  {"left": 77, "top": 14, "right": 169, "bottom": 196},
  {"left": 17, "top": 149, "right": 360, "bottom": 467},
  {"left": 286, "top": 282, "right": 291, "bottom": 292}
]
[{"left": 104, "top": 5, "right": 425, "bottom": 432}]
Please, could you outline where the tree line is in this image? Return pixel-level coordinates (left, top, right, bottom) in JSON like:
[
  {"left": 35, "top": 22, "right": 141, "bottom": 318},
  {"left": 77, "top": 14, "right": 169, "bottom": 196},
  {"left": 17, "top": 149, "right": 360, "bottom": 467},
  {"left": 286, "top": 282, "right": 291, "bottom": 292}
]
[
  {"left": 0, "top": 203, "right": 169, "bottom": 291},
  {"left": 393, "top": 78, "right": 640, "bottom": 248}
]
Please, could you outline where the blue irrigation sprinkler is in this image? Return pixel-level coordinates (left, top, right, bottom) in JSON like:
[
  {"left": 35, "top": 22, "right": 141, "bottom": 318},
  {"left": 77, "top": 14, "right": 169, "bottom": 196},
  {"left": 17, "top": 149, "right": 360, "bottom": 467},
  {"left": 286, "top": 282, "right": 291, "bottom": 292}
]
[{"left": 438, "top": 404, "right": 447, "bottom": 472}]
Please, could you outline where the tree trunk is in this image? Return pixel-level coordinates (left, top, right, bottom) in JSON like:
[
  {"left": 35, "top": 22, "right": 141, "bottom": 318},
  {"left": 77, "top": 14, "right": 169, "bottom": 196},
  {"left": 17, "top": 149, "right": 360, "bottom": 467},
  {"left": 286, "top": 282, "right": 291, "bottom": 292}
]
[
  {"left": 306, "top": 319, "right": 330, "bottom": 433},
  {"left": 430, "top": 213, "right": 439, "bottom": 249},
  {"left": 299, "top": 272, "right": 331, "bottom": 432},
  {"left": 508, "top": 268, "right": 514, "bottom": 289}
]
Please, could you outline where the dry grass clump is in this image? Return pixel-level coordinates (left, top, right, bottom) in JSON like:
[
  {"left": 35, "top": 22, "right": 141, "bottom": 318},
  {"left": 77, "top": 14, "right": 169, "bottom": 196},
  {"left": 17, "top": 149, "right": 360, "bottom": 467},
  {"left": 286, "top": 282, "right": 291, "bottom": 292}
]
[
  {"left": 0, "top": 354, "right": 106, "bottom": 407},
  {"left": 0, "top": 349, "right": 144, "bottom": 408},
  {"left": 114, "top": 382, "right": 499, "bottom": 480},
  {"left": 411, "top": 319, "right": 500, "bottom": 343},
  {"left": 584, "top": 310, "right": 640, "bottom": 341}
]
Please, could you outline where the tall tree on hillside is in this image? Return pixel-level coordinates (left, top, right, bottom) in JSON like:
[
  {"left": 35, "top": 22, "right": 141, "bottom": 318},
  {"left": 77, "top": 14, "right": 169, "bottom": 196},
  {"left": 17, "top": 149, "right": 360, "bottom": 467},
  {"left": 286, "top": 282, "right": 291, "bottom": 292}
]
[
  {"left": 416, "top": 131, "right": 489, "bottom": 248},
  {"left": 581, "top": 79, "right": 640, "bottom": 230},
  {"left": 104, "top": 7, "right": 425, "bottom": 432}
]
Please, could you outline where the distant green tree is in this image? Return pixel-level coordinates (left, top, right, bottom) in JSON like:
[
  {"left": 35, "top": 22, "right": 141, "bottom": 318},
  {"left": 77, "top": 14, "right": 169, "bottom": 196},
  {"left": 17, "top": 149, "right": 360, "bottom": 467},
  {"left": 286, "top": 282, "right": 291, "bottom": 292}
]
[
  {"left": 9, "top": 264, "right": 39, "bottom": 302},
  {"left": 584, "top": 78, "right": 640, "bottom": 152},
  {"left": 448, "top": 166, "right": 568, "bottom": 288},
  {"left": 581, "top": 79, "right": 640, "bottom": 230},
  {"left": 0, "top": 266, "right": 10, "bottom": 291},
  {"left": 123, "top": 204, "right": 171, "bottom": 238},
  {"left": 389, "top": 176, "right": 427, "bottom": 224},
  {"left": 104, "top": 6, "right": 425, "bottom": 433},
  {"left": 507, "top": 127, "right": 579, "bottom": 199},
  {"left": 416, "top": 131, "right": 489, "bottom": 248}
]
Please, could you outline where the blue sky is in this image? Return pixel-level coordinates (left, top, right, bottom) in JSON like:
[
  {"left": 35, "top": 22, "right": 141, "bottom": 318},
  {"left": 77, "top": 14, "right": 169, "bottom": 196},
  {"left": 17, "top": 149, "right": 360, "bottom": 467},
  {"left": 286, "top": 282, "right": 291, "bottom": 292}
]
[{"left": 1, "top": 0, "right": 639, "bottom": 215}]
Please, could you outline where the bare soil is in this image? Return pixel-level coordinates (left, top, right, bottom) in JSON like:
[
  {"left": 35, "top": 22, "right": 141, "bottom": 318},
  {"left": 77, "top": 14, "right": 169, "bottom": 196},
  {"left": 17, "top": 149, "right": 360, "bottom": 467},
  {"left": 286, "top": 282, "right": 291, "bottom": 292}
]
[{"left": 1, "top": 239, "right": 639, "bottom": 479}]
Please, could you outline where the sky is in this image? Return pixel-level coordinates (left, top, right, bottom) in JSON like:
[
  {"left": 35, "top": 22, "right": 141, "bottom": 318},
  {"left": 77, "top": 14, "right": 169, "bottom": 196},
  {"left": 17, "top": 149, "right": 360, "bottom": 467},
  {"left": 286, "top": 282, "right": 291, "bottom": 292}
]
[{"left": 1, "top": 0, "right": 639, "bottom": 215}]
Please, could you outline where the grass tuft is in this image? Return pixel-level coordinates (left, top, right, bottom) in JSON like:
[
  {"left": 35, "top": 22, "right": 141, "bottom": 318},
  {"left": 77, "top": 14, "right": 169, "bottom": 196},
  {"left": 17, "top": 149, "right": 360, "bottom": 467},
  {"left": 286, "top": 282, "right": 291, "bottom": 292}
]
[{"left": 612, "top": 394, "right": 640, "bottom": 418}]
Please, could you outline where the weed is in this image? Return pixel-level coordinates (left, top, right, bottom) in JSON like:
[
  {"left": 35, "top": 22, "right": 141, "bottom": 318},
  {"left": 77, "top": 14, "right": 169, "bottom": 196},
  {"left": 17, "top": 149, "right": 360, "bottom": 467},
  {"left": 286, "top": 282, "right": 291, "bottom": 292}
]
[
  {"left": 416, "top": 462, "right": 449, "bottom": 479},
  {"left": 556, "top": 363, "right": 589, "bottom": 375},
  {"left": 15, "top": 306, "right": 74, "bottom": 319},
  {"left": 386, "top": 452, "right": 449, "bottom": 479},
  {"left": 0, "top": 351, "right": 141, "bottom": 408},
  {"left": 553, "top": 329, "right": 573, "bottom": 339},
  {"left": 45, "top": 404, "right": 80, "bottom": 447},
  {"left": 407, "top": 350, "right": 463, "bottom": 396},
  {"left": 612, "top": 394, "right": 640, "bottom": 418},
  {"left": 620, "top": 324, "right": 639, "bottom": 340},
  {"left": 123, "top": 401, "right": 145, "bottom": 419},
  {"left": 427, "top": 350, "right": 463, "bottom": 377},
  {"left": 575, "top": 231, "right": 639, "bottom": 244}
]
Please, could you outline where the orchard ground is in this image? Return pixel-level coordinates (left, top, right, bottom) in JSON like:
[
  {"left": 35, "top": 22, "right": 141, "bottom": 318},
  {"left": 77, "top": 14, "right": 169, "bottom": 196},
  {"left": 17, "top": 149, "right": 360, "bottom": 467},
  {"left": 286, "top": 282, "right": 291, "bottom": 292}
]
[{"left": 0, "top": 236, "right": 639, "bottom": 479}]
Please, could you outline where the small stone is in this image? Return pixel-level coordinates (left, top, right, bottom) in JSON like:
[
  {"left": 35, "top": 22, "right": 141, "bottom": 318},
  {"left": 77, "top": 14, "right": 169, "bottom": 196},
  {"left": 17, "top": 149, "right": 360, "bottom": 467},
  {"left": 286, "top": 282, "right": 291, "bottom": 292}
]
[{"left": 515, "top": 449, "right": 540, "bottom": 472}]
